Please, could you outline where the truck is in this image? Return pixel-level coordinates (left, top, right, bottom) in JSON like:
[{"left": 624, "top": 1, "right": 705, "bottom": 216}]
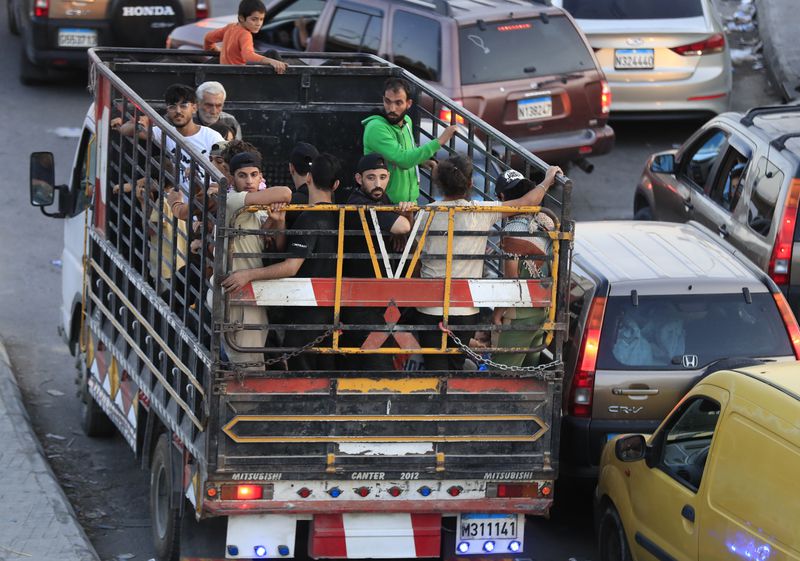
[{"left": 30, "top": 47, "right": 574, "bottom": 561}]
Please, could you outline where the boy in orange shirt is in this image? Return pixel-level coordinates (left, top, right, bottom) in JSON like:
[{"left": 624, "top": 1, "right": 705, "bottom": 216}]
[{"left": 203, "top": 0, "right": 287, "bottom": 72}]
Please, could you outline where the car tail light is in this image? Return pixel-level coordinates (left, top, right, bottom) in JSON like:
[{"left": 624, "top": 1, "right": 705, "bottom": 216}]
[
  {"left": 671, "top": 33, "right": 725, "bottom": 56},
  {"left": 195, "top": 0, "right": 208, "bottom": 19},
  {"left": 773, "top": 292, "right": 800, "bottom": 359},
  {"left": 569, "top": 296, "right": 607, "bottom": 417},
  {"left": 34, "top": 0, "right": 48, "bottom": 18},
  {"left": 439, "top": 100, "right": 465, "bottom": 125},
  {"left": 600, "top": 80, "right": 612, "bottom": 115},
  {"left": 768, "top": 179, "right": 800, "bottom": 286}
]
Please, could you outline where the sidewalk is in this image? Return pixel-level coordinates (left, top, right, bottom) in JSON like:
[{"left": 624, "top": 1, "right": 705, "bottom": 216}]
[
  {"left": 0, "top": 338, "right": 99, "bottom": 561},
  {"left": 757, "top": 0, "right": 800, "bottom": 101}
]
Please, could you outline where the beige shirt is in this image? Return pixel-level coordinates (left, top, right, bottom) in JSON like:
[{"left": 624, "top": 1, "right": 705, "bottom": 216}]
[
  {"left": 226, "top": 190, "right": 266, "bottom": 272},
  {"left": 418, "top": 200, "right": 503, "bottom": 316}
]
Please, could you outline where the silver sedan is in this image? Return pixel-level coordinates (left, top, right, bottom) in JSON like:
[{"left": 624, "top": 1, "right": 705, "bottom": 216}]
[{"left": 553, "top": 0, "right": 732, "bottom": 117}]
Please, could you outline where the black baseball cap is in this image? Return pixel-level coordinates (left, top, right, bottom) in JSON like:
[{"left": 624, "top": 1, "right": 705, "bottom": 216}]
[
  {"left": 229, "top": 152, "right": 262, "bottom": 174},
  {"left": 495, "top": 169, "right": 534, "bottom": 198},
  {"left": 357, "top": 153, "right": 389, "bottom": 175},
  {"left": 289, "top": 142, "right": 319, "bottom": 169}
]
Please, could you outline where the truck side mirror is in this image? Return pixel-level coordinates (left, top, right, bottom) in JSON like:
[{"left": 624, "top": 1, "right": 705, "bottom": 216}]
[
  {"left": 614, "top": 434, "right": 647, "bottom": 462},
  {"left": 650, "top": 154, "right": 675, "bottom": 174},
  {"left": 30, "top": 152, "right": 56, "bottom": 207}
]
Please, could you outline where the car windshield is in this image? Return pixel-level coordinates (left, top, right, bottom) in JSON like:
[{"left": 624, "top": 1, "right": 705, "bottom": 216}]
[
  {"left": 562, "top": 0, "right": 703, "bottom": 19},
  {"left": 458, "top": 16, "right": 595, "bottom": 84},
  {"left": 596, "top": 293, "right": 792, "bottom": 370}
]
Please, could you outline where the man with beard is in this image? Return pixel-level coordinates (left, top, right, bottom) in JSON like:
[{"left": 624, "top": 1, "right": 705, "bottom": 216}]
[
  {"left": 341, "top": 153, "right": 412, "bottom": 370},
  {"left": 195, "top": 81, "right": 243, "bottom": 140},
  {"left": 362, "top": 77, "right": 459, "bottom": 203}
]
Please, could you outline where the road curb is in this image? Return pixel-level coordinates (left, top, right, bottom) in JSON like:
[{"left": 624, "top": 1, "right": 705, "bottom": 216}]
[
  {"left": 0, "top": 337, "right": 101, "bottom": 561},
  {"left": 756, "top": 0, "right": 800, "bottom": 101}
]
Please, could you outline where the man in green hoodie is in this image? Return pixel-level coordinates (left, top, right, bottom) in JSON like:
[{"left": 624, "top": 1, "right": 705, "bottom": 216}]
[{"left": 362, "top": 77, "right": 459, "bottom": 203}]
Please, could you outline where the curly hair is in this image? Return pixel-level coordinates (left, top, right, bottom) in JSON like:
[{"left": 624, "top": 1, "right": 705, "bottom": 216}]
[{"left": 435, "top": 154, "right": 473, "bottom": 198}]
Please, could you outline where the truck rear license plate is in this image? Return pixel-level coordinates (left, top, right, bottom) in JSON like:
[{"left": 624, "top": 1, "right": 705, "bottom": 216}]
[
  {"left": 58, "top": 29, "right": 98, "bottom": 48},
  {"left": 456, "top": 513, "right": 524, "bottom": 554},
  {"left": 614, "top": 48, "right": 654, "bottom": 69},
  {"left": 517, "top": 96, "right": 552, "bottom": 120}
]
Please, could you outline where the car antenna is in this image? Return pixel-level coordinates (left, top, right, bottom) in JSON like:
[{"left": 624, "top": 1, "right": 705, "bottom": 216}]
[
  {"left": 630, "top": 289, "right": 639, "bottom": 306},
  {"left": 477, "top": 19, "right": 487, "bottom": 31},
  {"left": 765, "top": 141, "right": 774, "bottom": 178},
  {"left": 742, "top": 287, "right": 752, "bottom": 304}
]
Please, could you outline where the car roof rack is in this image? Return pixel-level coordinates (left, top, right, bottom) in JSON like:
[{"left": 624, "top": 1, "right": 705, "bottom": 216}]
[
  {"left": 398, "top": 0, "right": 450, "bottom": 14},
  {"left": 740, "top": 104, "right": 800, "bottom": 126},
  {"left": 771, "top": 132, "right": 800, "bottom": 151},
  {"left": 399, "top": 0, "right": 548, "bottom": 15}
]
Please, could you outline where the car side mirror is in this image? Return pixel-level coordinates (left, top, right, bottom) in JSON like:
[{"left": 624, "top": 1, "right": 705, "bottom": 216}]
[
  {"left": 650, "top": 154, "right": 675, "bottom": 174},
  {"left": 30, "top": 151, "right": 56, "bottom": 207},
  {"left": 615, "top": 434, "right": 647, "bottom": 462}
]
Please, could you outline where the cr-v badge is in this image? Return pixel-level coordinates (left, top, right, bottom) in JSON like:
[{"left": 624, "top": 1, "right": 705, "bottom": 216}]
[{"left": 682, "top": 354, "right": 699, "bottom": 368}]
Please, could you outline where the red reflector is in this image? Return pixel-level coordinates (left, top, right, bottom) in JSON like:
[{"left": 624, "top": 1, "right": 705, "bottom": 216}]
[
  {"left": 569, "top": 296, "right": 607, "bottom": 417},
  {"left": 447, "top": 486, "right": 462, "bottom": 496},
  {"left": 687, "top": 93, "right": 727, "bottom": 101},
  {"left": 769, "top": 179, "right": 800, "bottom": 286},
  {"left": 388, "top": 486, "right": 402, "bottom": 497},
  {"left": 671, "top": 33, "right": 725, "bottom": 56},
  {"left": 236, "top": 485, "right": 263, "bottom": 500},
  {"left": 579, "top": 146, "right": 593, "bottom": 154},
  {"left": 773, "top": 292, "right": 800, "bottom": 359},
  {"left": 497, "top": 23, "right": 531, "bottom": 32},
  {"left": 356, "top": 486, "right": 370, "bottom": 497},
  {"left": 297, "top": 487, "right": 312, "bottom": 498},
  {"left": 206, "top": 487, "right": 218, "bottom": 498}
]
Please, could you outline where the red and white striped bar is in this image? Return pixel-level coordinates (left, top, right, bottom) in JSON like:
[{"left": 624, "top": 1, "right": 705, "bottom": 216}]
[{"left": 230, "top": 278, "right": 551, "bottom": 308}]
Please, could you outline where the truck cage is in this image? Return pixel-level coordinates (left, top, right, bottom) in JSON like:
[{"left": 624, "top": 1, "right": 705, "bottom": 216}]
[{"left": 84, "top": 48, "right": 573, "bottom": 488}]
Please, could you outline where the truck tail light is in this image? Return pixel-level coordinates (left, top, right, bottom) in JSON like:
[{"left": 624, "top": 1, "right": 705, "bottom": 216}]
[
  {"left": 600, "top": 80, "right": 612, "bottom": 114},
  {"left": 768, "top": 179, "right": 800, "bottom": 286},
  {"left": 773, "top": 292, "right": 800, "bottom": 359},
  {"left": 34, "top": 0, "right": 49, "bottom": 18},
  {"left": 220, "top": 484, "right": 268, "bottom": 500},
  {"left": 195, "top": 0, "right": 208, "bottom": 19},
  {"left": 569, "top": 296, "right": 607, "bottom": 417},
  {"left": 439, "top": 99, "right": 465, "bottom": 125},
  {"left": 671, "top": 34, "right": 725, "bottom": 56}
]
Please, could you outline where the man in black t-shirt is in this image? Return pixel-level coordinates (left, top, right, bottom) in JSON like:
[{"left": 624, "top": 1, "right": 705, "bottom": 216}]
[
  {"left": 222, "top": 153, "right": 341, "bottom": 371},
  {"left": 285, "top": 141, "right": 318, "bottom": 229},
  {"left": 342, "top": 153, "right": 412, "bottom": 371}
]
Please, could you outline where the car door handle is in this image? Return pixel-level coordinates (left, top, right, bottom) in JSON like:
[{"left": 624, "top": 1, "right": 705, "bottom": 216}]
[
  {"left": 681, "top": 505, "right": 695, "bottom": 523},
  {"left": 718, "top": 223, "right": 729, "bottom": 238},
  {"left": 612, "top": 388, "right": 660, "bottom": 396}
]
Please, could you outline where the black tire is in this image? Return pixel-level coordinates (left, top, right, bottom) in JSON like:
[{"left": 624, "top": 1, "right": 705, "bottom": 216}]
[
  {"left": 598, "top": 504, "right": 632, "bottom": 561},
  {"left": 633, "top": 205, "right": 653, "bottom": 221},
  {"left": 19, "top": 46, "right": 50, "bottom": 85},
  {"left": 7, "top": 0, "right": 19, "bottom": 35},
  {"left": 79, "top": 354, "right": 116, "bottom": 437},
  {"left": 150, "top": 434, "right": 181, "bottom": 561}
]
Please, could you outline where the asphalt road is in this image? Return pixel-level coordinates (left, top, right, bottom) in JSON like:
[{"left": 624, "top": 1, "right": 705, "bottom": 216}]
[{"left": 0, "top": 0, "right": 780, "bottom": 559}]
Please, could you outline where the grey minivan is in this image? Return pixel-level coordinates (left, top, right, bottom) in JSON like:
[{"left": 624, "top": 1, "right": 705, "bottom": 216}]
[{"left": 561, "top": 220, "right": 800, "bottom": 476}]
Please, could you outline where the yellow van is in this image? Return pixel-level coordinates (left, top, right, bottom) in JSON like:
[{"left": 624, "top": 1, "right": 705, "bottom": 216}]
[{"left": 594, "top": 361, "right": 800, "bottom": 561}]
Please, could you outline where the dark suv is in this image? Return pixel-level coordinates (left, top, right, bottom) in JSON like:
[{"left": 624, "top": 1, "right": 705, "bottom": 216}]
[
  {"left": 8, "top": 0, "right": 204, "bottom": 83},
  {"left": 167, "top": 0, "right": 615, "bottom": 169},
  {"left": 633, "top": 104, "right": 800, "bottom": 316}
]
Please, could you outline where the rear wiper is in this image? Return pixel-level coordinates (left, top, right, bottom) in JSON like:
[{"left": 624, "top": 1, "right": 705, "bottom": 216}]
[{"left": 532, "top": 72, "right": 584, "bottom": 86}]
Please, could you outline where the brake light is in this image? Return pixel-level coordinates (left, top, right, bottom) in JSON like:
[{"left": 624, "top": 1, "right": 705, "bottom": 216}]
[
  {"left": 768, "top": 179, "right": 800, "bottom": 286},
  {"left": 34, "top": 0, "right": 48, "bottom": 18},
  {"left": 569, "top": 296, "right": 607, "bottom": 417},
  {"left": 600, "top": 80, "right": 612, "bottom": 115},
  {"left": 439, "top": 100, "right": 465, "bottom": 125},
  {"left": 671, "top": 33, "right": 725, "bottom": 56},
  {"left": 195, "top": 0, "right": 208, "bottom": 19},
  {"left": 236, "top": 485, "right": 263, "bottom": 500},
  {"left": 496, "top": 484, "right": 537, "bottom": 498},
  {"left": 773, "top": 292, "right": 800, "bottom": 359}
]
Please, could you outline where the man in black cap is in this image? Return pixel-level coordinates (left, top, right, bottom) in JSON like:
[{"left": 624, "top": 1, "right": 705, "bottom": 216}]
[
  {"left": 285, "top": 141, "right": 319, "bottom": 228},
  {"left": 341, "top": 153, "right": 413, "bottom": 370}
]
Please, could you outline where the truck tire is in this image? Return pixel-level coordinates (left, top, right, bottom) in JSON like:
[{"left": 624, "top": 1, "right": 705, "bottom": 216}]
[
  {"left": 109, "top": 0, "right": 184, "bottom": 48},
  {"left": 79, "top": 354, "right": 116, "bottom": 437},
  {"left": 598, "top": 504, "right": 632, "bottom": 561},
  {"left": 7, "top": 0, "right": 19, "bottom": 35},
  {"left": 150, "top": 434, "right": 181, "bottom": 561}
]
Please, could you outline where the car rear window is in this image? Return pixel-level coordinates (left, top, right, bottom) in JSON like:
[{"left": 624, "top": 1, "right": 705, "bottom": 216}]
[
  {"left": 596, "top": 293, "right": 792, "bottom": 370},
  {"left": 458, "top": 16, "right": 595, "bottom": 85},
  {"left": 562, "top": 0, "right": 703, "bottom": 19}
]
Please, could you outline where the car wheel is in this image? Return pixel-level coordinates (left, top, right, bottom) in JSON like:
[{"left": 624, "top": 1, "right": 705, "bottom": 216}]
[
  {"left": 598, "top": 504, "right": 632, "bottom": 561},
  {"left": 634, "top": 205, "right": 653, "bottom": 221},
  {"left": 7, "top": 0, "right": 19, "bottom": 35},
  {"left": 150, "top": 434, "right": 181, "bottom": 561},
  {"left": 78, "top": 353, "right": 116, "bottom": 437},
  {"left": 19, "top": 46, "right": 50, "bottom": 85}
]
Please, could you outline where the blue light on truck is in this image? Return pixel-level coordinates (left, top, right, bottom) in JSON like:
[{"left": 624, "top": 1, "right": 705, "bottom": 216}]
[
  {"left": 328, "top": 487, "right": 342, "bottom": 498},
  {"left": 483, "top": 541, "right": 495, "bottom": 552},
  {"left": 418, "top": 486, "right": 432, "bottom": 497},
  {"left": 254, "top": 545, "right": 268, "bottom": 557},
  {"left": 509, "top": 541, "right": 521, "bottom": 552},
  {"left": 457, "top": 542, "right": 470, "bottom": 553},
  {"left": 227, "top": 545, "right": 239, "bottom": 556},
  {"left": 278, "top": 545, "right": 290, "bottom": 556}
]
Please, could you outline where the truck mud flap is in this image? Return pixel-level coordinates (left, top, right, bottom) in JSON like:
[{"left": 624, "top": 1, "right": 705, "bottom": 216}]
[{"left": 310, "top": 513, "right": 441, "bottom": 559}]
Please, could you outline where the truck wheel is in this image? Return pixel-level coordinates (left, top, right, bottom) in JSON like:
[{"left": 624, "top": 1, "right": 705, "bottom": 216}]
[
  {"left": 598, "top": 505, "right": 632, "bottom": 561},
  {"left": 79, "top": 354, "right": 116, "bottom": 437},
  {"left": 150, "top": 434, "right": 181, "bottom": 561},
  {"left": 7, "top": 0, "right": 19, "bottom": 35},
  {"left": 19, "top": 46, "right": 49, "bottom": 85}
]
